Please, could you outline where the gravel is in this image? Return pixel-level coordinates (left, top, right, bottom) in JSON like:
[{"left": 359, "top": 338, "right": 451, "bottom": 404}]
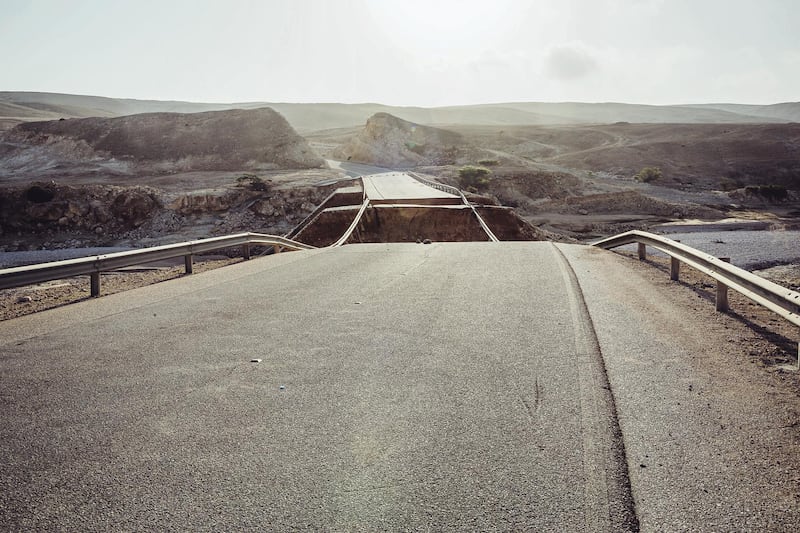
[{"left": 616, "top": 230, "right": 800, "bottom": 269}]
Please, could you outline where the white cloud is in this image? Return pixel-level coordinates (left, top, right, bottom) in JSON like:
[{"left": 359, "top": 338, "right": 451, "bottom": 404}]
[{"left": 544, "top": 44, "right": 599, "bottom": 81}]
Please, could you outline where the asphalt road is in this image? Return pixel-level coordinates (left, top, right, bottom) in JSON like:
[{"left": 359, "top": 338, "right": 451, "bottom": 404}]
[
  {"left": 362, "top": 172, "right": 460, "bottom": 203},
  {"left": 1, "top": 243, "right": 798, "bottom": 531},
  {"left": 325, "top": 159, "right": 394, "bottom": 178}
]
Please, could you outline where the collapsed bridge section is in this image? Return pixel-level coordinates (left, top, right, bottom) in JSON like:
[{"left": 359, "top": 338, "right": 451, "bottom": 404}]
[{"left": 288, "top": 171, "right": 545, "bottom": 246}]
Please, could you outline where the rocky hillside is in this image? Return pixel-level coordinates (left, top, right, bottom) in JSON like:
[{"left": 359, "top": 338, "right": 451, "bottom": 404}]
[
  {"left": 0, "top": 108, "right": 324, "bottom": 178},
  {"left": 333, "top": 113, "right": 464, "bottom": 168},
  {"left": 4, "top": 93, "right": 799, "bottom": 132},
  {"left": 0, "top": 178, "right": 336, "bottom": 252}
]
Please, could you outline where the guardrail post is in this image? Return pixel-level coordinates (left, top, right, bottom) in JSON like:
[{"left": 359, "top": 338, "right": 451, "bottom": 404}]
[
  {"left": 242, "top": 244, "right": 251, "bottom": 260},
  {"left": 670, "top": 257, "right": 680, "bottom": 281},
  {"left": 794, "top": 344, "right": 800, "bottom": 371},
  {"left": 670, "top": 239, "right": 681, "bottom": 281},
  {"left": 184, "top": 254, "right": 194, "bottom": 274},
  {"left": 637, "top": 243, "right": 646, "bottom": 260},
  {"left": 716, "top": 257, "right": 730, "bottom": 312},
  {"left": 90, "top": 272, "right": 100, "bottom": 297}
]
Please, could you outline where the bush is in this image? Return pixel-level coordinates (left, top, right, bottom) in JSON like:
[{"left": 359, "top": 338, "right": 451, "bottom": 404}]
[
  {"left": 458, "top": 166, "right": 491, "bottom": 191},
  {"left": 477, "top": 159, "right": 499, "bottom": 166},
  {"left": 236, "top": 174, "right": 270, "bottom": 192},
  {"left": 744, "top": 184, "right": 788, "bottom": 201},
  {"left": 634, "top": 167, "right": 663, "bottom": 183}
]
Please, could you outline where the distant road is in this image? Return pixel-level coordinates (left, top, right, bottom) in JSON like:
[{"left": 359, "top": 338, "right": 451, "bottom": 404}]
[
  {"left": 325, "top": 158, "right": 394, "bottom": 177},
  {"left": 361, "top": 172, "right": 460, "bottom": 203},
  {"left": 1, "top": 242, "right": 798, "bottom": 531}
]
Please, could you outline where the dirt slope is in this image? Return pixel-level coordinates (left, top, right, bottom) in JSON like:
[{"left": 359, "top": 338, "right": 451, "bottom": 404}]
[
  {"left": 452, "top": 123, "right": 800, "bottom": 190},
  {"left": 1, "top": 108, "right": 324, "bottom": 178},
  {"left": 333, "top": 113, "right": 464, "bottom": 168},
  {"left": 4, "top": 92, "right": 797, "bottom": 133}
]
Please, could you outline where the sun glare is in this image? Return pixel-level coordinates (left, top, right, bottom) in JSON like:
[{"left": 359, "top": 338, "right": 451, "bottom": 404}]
[{"left": 365, "top": 0, "right": 519, "bottom": 55}]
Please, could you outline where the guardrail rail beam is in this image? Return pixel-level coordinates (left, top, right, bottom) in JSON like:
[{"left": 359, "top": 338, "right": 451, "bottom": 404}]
[
  {"left": 593, "top": 230, "right": 800, "bottom": 369},
  {"left": 0, "top": 233, "right": 315, "bottom": 298}
]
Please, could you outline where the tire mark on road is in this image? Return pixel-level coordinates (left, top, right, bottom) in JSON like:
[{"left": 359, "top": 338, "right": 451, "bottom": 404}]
[{"left": 552, "top": 242, "right": 640, "bottom": 532}]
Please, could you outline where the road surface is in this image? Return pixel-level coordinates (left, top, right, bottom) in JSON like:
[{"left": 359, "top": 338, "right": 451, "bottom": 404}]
[
  {"left": 1, "top": 243, "right": 798, "bottom": 531},
  {"left": 362, "top": 172, "right": 460, "bottom": 203},
  {"left": 325, "top": 159, "right": 393, "bottom": 178}
]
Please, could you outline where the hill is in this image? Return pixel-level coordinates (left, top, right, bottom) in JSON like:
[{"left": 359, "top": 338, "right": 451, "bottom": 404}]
[
  {"left": 450, "top": 122, "right": 800, "bottom": 190},
  {"left": 686, "top": 103, "right": 800, "bottom": 123},
  {"left": 2, "top": 92, "right": 798, "bottom": 133},
  {"left": 332, "top": 113, "right": 465, "bottom": 167},
  {"left": 0, "top": 107, "right": 324, "bottom": 178}
]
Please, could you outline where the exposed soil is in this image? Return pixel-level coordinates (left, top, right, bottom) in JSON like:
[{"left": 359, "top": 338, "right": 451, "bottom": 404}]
[
  {"left": 0, "top": 171, "right": 347, "bottom": 252},
  {"left": 617, "top": 250, "right": 800, "bottom": 372},
  {"left": 1, "top": 108, "right": 324, "bottom": 177},
  {"left": 316, "top": 115, "right": 800, "bottom": 238},
  {"left": 2, "top": 108, "right": 799, "bottom": 306},
  {"left": 333, "top": 113, "right": 464, "bottom": 168}
]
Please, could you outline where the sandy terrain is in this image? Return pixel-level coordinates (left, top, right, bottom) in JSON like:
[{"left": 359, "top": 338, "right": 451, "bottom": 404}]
[
  {"left": 309, "top": 114, "right": 800, "bottom": 239},
  {"left": 4, "top": 92, "right": 799, "bottom": 132},
  {"left": 2, "top": 106, "right": 798, "bottom": 319}
]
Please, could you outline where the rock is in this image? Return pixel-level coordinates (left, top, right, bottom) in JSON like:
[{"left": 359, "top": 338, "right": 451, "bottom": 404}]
[
  {"left": 111, "top": 189, "right": 159, "bottom": 227},
  {"left": 333, "top": 112, "right": 463, "bottom": 168},
  {"left": 251, "top": 200, "right": 276, "bottom": 217},
  {"left": 16, "top": 296, "right": 33, "bottom": 303},
  {"left": 7, "top": 108, "right": 325, "bottom": 172}
]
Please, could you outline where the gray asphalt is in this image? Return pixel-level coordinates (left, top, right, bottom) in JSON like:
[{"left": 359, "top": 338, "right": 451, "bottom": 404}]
[
  {"left": 1, "top": 243, "right": 798, "bottom": 531},
  {"left": 326, "top": 159, "right": 394, "bottom": 178},
  {"left": 362, "top": 172, "right": 459, "bottom": 202}
]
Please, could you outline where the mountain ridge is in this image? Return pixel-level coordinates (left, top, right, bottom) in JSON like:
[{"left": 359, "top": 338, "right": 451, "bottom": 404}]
[{"left": 1, "top": 92, "right": 797, "bottom": 133}]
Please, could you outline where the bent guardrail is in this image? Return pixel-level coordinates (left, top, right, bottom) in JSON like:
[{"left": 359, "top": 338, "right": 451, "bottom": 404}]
[
  {"left": 408, "top": 172, "right": 500, "bottom": 242},
  {"left": 594, "top": 230, "right": 800, "bottom": 364},
  {"left": 286, "top": 177, "right": 366, "bottom": 240},
  {"left": 330, "top": 198, "right": 370, "bottom": 247},
  {"left": 0, "top": 233, "right": 315, "bottom": 297},
  {"left": 407, "top": 171, "right": 464, "bottom": 199}
]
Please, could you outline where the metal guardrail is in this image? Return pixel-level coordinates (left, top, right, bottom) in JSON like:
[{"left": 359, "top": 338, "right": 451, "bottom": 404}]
[
  {"left": 408, "top": 172, "right": 500, "bottom": 242},
  {"left": 285, "top": 177, "right": 365, "bottom": 240},
  {"left": 330, "top": 198, "right": 370, "bottom": 247},
  {"left": 594, "top": 230, "right": 800, "bottom": 364},
  {"left": 0, "top": 233, "right": 315, "bottom": 297},
  {"left": 407, "top": 171, "right": 464, "bottom": 199}
]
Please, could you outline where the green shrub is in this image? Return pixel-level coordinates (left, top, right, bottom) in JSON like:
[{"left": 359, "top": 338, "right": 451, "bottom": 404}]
[
  {"left": 458, "top": 166, "right": 491, "bottom": 191},
  {"left": 634, "top": 167, "right": 663, "bottom": 183},
  {"left": 477, "top": 159, "right": 500, "bottom": 167}
]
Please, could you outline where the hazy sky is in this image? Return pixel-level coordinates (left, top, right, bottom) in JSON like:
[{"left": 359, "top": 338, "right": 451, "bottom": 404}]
[{"left": 1, "top": 0, "right": 797, "bottom": 106}]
